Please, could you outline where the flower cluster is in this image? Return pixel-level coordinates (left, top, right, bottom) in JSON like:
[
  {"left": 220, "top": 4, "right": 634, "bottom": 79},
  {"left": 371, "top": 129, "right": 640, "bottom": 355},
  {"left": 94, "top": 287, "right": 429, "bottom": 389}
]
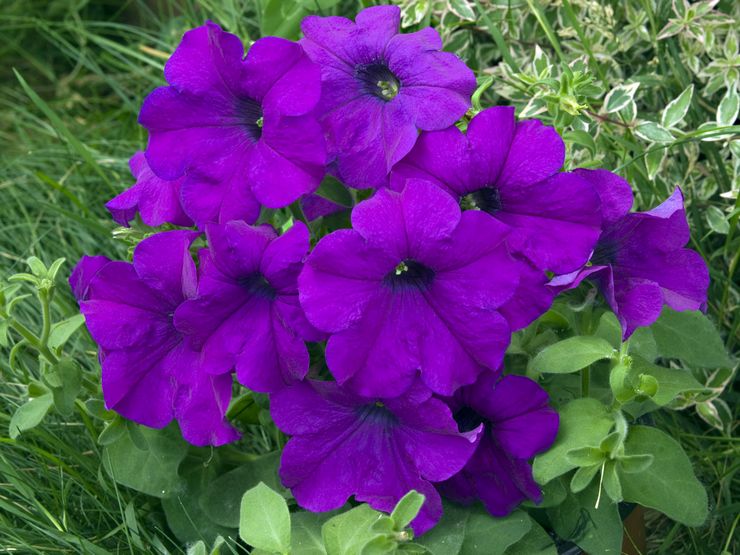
[{"left": 72, "top": 6, "right": 708, "bottom": 535}]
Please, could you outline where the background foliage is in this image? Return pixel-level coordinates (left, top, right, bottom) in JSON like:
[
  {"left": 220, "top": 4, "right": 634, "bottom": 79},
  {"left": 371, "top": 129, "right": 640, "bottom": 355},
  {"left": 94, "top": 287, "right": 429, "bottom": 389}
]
[{"left": 0, "top": 0, "right": 737, "bottom": 553}]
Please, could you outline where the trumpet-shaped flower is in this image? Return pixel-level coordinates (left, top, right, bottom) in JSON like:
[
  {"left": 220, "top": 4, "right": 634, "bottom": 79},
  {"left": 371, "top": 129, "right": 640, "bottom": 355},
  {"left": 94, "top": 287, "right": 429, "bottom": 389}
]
[
  {"left": 271, "top": 379, "right": 481, "bottom": 534},
  {"left": 71, "top": 231, "right": 239, "bottom": 446},
  {"left": 140, "top": 22, "right": 326, "bottom": 227},
  {"left": 301, "top": 5, "right": 475, "bottom": 188},
  {"left": 299, "top": 179, "right": 552, "bottom": 398},
  {"left": 549, "top": 172, "right": 709, "bottom": 338}
]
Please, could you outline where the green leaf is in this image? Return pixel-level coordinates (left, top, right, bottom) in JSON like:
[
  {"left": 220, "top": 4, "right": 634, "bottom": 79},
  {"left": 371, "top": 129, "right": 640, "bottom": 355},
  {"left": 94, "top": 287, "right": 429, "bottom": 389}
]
[
  {"left": 97, "top": 416, "right": 127, "bottom": 446},
  {"left": 628, "top": 327, "right": 658, "bottom": 361},
  {"left": 705, "top": 205, "right": 730, "bottom": 234},
  {"left": 449, "top": 0, "right": 476, "bottom": 20},
  {"left": 200, "top": 452, "right": 282, "bottom": 528},
  {"left": 547, "top": 481, "right": 623, "bottom": 555},
  {"left": 650, "top": 308, "right": 732, "bottom": 367},
  {"left": 102, "top": 423, "right": 188, "bottom": 497},
  {"left": 533, "top": 398, "right": 614, "bottom": 484},
  {"left": 635, "top": 121, "right": 675, "bottom": 143},
  {"left": 162, "top": 464, "right": 234, "bottom": 545},
  {"left": 291, "top": 511, "right": 337, "bottom": 555},
  {"left": 631, "top": 357, "right": 706, "bottom": 405},
  {"left": 314, "top": 175, "right": 353, "bottom": 208},
  {"left": 570, "top": 463, "right": 601, "bottom": 493},
  {"left": 48, "top": 314, "right": 85, "bottom": 350},
  {"left": 9, "top": 393, "right": 53, "bottom": 439},
  {"left": 565, "top": 446, "right": 604, "bottom": 467},
  {"left": 239, "top": 482, "right": 291, "bottom": 554},
  {"left": 620, "top": 426, "right": 708, "bottom": 526},
  {"left": 563, "top": 130, "right": 596, "bottom": 155},
  {"left": 531, "top": 336, "right": 615, "bottom": 374},
  {"left": 502, "top": 518, "right": 556, "bottom": 555},
  {"left": 717, "top": 88, "right": 740, "bottom": 127},
  {"left": 593, "top": 311, "right": 622, "bottom": 348},
  {"left": 604, "top": 83, "right": 639, "bottom": 113},
  {"left": 618, "top": 454, "right": 654, "bottom": 473},
  {"left": 390, "top": 490, "right": 425, "bottom": 530},
  {"left": 416, "top": 502, "right": 531, "bottom": 555},
  {"left": 645, "top": 145, "right": 666, "bottom": 180},
  {"left": 298, "top": 0, "right": 341, "bottom": 8},
  {"left": 322, "top": 504, "right": 385, "bottom": 555},
  {"left": 26, "top": 256, "right": 47, "bottom": 277},
  {"left": 46, "top": 358, "right": 82, "bottom": 416},
  {"left": 661, "top": 84, "right": 694, "bottom": 128},
  {"left": 261, "top": 0, "right": 305, "bottom": 39},
  {"left": 602, "top": 461, "right": 622, "bottom": 502}
]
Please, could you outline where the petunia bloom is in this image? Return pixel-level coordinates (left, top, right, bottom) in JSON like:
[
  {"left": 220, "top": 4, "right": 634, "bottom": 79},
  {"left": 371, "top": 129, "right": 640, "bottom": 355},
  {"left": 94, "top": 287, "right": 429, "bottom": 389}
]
[
  {"left": 438, "top": 373, "right": 559, "bottom": 516},
  {"left": 271, "top": 379, "right": 481, "bottom": 534},
  {"left": 70, "top": 231, "right": 239, "bottom": 446},
  {"left": 299, "top": 179, "right": 552, "bottom": 398},
  {"left": 390, "top": 106, "right": 602, "bottom": 274},
  {"left": 549, "top": 172, "right": 709, "bottom": 338},
  {"left": 301, "top": 5, "right": 476, "bottom": 189},
  {"left": 174, "top": 221, "right": 321, "bottom": 393},
  {"left": 105, "top": 151, "right": 193, "bottom": 228},
  {"left": 139, "top": 22, "right": 326, "bottom": 227}
]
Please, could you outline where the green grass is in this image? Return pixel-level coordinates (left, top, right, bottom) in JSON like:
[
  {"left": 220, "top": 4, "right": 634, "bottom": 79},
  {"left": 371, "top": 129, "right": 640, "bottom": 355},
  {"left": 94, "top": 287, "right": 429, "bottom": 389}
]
[{"left": 0, "top": 0, "right": 737, "bottom": 553}]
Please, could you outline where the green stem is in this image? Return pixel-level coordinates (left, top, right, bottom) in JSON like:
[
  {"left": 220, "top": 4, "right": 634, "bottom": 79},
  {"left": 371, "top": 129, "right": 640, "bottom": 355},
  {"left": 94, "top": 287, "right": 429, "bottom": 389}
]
[
  {"left": 581, "top": 366, "right": 590, "bottom": 397},
  {"left": 2, "top": 312, "right": 59, "bottom": 365},
  {"left": 38, "top": 289, "right": 52, "bottom": 348}
]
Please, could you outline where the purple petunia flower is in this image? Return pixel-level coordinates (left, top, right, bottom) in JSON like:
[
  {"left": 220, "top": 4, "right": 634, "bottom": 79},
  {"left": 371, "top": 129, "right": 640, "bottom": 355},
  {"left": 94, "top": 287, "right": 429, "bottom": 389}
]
[
  {"left": 549, "top": 172, "right": 709, "bottom": 338},
  {"left": 174, "top": 221, "right": 321, "bottom": 393},
  {"left": 270, "top": 379, "right": 481, "bottom": 534},
  {"left": 438, "top": 373, "right": 558, "bottom": 516},
  {"left": 139, "top": 22, "right": 326, "bottom": 227},
  {"left": 301, "top": 5, "right": 476, "bottom": 189},
  {"left": 70, "top": 231, "right": 239, "bottom": 446},
  {"left": 299, "top": 179, "right": 552, "bottom": 398},
  {"left": 105, "top": 151, "right": 193, "bottom": 228},
  {"left": 390, "top": 106, "right": 602, "bottom": 274}
]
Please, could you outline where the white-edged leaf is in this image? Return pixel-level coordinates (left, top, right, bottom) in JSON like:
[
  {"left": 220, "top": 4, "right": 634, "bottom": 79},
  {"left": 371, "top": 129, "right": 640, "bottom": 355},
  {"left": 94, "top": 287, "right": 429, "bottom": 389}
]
[
  {"left": 645, "top": 145, "right": 666, "bottom": 180},
  {"left": 635, "top": 122, "right": 675, "bottom": 143},
  {"left": 604, "top": 83, "right": 639, "bottom": 113},
  {"left": 717, "top": 89, "right": 739, "bottom": 127},
  {"left": 661, "top": 85, "right": 693, "bottom": 128},
  {"left": 705, "top": 205, "right": 730, "bottom": 234}
]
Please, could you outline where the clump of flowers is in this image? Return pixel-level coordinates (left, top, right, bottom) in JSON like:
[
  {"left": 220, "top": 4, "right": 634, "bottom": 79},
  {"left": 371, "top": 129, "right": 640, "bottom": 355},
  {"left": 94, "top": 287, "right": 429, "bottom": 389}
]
[{"left": 71, "top": 4, "right": 710, "bottom": 539}]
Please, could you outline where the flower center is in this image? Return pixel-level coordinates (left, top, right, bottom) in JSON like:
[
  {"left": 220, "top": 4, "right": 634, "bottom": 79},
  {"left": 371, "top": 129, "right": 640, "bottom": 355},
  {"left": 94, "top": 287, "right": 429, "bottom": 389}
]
[
  {"left": 355, "top": 62, "right": 401, "bottom": 101},
  {"left": 383, "top": 259, "right": 435, "bottom": 292},
  {"left": 356, "top": 401, "right": 399, "bottom": 426},
  {"left": 235, "top": 97, "right": 264, "bottom": 141},
  {"left": 238, "top": 272, "right": 276, "bottom": 300},
  {"left": 590, "top": 239, "right": 619, "bottom": 265},
  {"left": 461, "top": 187, "right": 503, "bottom": 214},
  {"left": 454, "top": 406, "right": 489, "bottom": 433}
]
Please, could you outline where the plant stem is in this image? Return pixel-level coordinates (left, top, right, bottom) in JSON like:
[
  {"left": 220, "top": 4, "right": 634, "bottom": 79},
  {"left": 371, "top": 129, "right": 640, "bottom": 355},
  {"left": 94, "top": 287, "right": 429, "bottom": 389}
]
[
  {"left": 581, "top": 366, "right": 590, "bottom": 397},
  {"left": 2, "top": 312, "right": 59, "bottom": 365}
]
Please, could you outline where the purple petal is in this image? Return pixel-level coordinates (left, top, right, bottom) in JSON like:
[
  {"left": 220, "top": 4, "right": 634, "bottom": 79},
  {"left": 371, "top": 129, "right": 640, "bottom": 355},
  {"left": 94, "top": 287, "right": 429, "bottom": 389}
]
[
  {"left": 299, "top": 229, "right": 393, "bottom": 333},
  {"left": 175, "top": 370, "right": 240, "bottom": 446},
  {"left": 250, "top": 115, "right": 326, "bottom": 208},
  {"left": 69, "top": 255, "right": 111, "bottom": 302},
  {"left": 164, "top": 22, "right": 245, "bottom": 96},
  {"left": 244, "top": 37, "right": 321, "bottom": 116},
  {"left": 132, "top": 230, "right": 200, "bottom": 304},
  {"left": 497, "top": 119, "right": 564, "bottom": 189},
  {"left": 498, "top": 172, "right": 602, "bottom": 273},
  {"left": 390, "top": 125, "right": 472, "bottom": 196},
  {"left": 573, "top": 168, "right": 633, "bottom": 226},
  {"left": 467, "top": 106, "right": 516, "bottom": 187}
]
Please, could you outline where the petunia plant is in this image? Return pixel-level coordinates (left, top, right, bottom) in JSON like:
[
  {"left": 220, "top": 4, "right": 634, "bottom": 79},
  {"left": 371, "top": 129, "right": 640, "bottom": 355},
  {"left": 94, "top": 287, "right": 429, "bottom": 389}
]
[{"left": 4, "top": 4, "right": 734, "bottom": 555}]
